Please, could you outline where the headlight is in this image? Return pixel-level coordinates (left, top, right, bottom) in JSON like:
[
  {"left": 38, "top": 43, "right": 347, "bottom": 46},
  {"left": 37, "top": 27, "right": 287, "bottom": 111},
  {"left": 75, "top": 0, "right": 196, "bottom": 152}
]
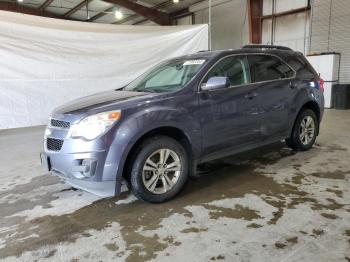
[{"left": 70, "top": 110, "right": 121, "bottom": 140}]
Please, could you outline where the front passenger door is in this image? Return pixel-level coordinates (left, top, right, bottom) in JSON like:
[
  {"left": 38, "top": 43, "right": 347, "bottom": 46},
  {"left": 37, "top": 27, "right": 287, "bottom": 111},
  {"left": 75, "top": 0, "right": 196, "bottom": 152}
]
[{"left": 199, "top": 55, "right": 261, "bottom": 160}]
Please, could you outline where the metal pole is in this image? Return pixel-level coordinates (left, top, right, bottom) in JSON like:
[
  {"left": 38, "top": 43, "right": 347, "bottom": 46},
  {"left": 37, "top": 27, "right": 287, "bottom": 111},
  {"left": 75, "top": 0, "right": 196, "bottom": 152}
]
[
  {"left": 86, "top": 0, "right": 90, "bottom": 20},
  {"left": 308, "top": 0, "right": 314, "bottom": 54},
  {"left": 271, "top": 0, "right": 275, "bottom": 45},
  {"left": 208, "top": 0, "right": 212, "bottom": 50}
]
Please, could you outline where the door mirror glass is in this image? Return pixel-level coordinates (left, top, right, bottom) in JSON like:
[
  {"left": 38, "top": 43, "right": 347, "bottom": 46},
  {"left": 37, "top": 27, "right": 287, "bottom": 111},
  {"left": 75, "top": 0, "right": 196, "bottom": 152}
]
[{"left": 201, "top": 76, "right": 230, "bottom": 91}]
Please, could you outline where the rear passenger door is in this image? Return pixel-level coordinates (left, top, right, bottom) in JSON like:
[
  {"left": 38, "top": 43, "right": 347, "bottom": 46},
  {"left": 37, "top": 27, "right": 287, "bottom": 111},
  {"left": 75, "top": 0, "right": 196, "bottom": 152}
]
[{"left": 247, "top": 54, "right": 297, "bottom": 141}]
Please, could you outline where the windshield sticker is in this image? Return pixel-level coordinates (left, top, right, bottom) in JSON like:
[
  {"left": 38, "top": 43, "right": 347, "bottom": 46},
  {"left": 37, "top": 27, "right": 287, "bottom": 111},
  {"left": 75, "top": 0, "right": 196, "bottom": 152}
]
[{"left": 183, "top": 60, "right": 205, "bottom": 66}]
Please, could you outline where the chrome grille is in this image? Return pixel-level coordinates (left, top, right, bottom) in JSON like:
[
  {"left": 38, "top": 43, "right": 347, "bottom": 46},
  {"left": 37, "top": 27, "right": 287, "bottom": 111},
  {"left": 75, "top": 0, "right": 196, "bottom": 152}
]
[
  {"left": 46, "top": 138, "right": 64, "bottom": 151},
  {"left": 50, "top": 118, "right": 70, "bottom": 129}
]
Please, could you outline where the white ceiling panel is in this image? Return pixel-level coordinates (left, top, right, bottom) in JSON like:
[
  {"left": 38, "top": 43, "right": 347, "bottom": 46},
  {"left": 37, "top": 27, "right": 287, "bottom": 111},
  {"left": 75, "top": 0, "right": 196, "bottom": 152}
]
[
  {"left": 70, "top": 9, "right": 99, "bottom": 20},
  {"left": 46, "top": 5, "right": 70, "bottom": 15},
  {"left": 84, "top": 0, "right": 113, "bottom": 13},
  {"left": 45, "top": 0, "right": 82, "bottom": 15},
  {"left": 93, "top": 12, "right": 118, "bottom": 23}
]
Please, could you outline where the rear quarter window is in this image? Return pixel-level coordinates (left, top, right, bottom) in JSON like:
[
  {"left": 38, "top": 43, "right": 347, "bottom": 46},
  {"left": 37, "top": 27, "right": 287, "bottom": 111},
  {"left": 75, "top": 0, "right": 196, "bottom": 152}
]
[
  {"left": 247, "top": 55, "right": 295, "bottom": 83},
  {"left": 283, "top": 55, "right": 317, "bottom": 80}
]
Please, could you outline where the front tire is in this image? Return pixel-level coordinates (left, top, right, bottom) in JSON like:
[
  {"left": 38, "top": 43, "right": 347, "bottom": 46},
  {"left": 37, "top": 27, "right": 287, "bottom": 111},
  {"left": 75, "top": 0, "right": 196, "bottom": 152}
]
[
  {"left": 130, "top": 136, "right": 189, "bottom": 203},
  {"left": 286, "top": 109, "right": 319, "bottom": 151}
]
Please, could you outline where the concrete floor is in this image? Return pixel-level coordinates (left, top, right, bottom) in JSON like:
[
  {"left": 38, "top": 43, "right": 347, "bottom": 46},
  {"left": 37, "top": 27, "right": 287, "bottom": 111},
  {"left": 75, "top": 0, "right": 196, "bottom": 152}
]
[{"left": 0, "top": 110, "right": 350, "bottom": 262}]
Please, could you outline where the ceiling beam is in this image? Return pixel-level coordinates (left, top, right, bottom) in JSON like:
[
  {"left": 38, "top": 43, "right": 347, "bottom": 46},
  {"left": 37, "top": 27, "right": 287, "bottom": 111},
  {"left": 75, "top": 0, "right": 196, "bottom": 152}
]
[
  {"left": 63, "top": 0, "right": 93, "bottom": 18},
  {"left": 39, "top": 0, "right": 55, "bottom": 11},
  {"left": 0, "top": 1, "right": 60, "bottom": 18},
  {"left": 247, "top": 0, "right": 262, "bottom": 44},
  {"left": 261, "top": 6, "right": 310, "bottom": 20},
  {"left": 103, "top": 0, "right": 172, "bottom": 25}
]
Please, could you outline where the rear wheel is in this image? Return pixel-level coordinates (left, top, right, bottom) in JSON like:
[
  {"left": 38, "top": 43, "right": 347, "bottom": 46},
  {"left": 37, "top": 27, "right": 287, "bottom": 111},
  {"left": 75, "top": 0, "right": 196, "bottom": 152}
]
[
  {"left": 130, "top": 136, "right": 189, "bottom": 203},
  {"left": 286, "top": 109, "right": 318, "bottom": 151}
]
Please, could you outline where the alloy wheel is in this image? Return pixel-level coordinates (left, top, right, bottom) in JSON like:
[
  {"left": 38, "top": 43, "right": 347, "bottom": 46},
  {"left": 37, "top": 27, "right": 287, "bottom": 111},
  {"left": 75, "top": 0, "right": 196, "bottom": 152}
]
[
  {"left": 142, "top": 148, "right": 181, "bottom": 194},
  {"left": 299, "top": 116, "right": 315, "bottom": 145}
]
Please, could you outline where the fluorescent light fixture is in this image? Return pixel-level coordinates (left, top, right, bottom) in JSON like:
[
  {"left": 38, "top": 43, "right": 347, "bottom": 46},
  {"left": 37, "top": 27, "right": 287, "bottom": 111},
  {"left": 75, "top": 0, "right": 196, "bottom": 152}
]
[
  {"left": 115, "top": 10, "right": 123, "bottom": 20},
  {"left": 173, "top": 0, "right": 179, "bottom": 3},
  {"left": 18, "top": 0, "right": 24, "bottom": 2}
]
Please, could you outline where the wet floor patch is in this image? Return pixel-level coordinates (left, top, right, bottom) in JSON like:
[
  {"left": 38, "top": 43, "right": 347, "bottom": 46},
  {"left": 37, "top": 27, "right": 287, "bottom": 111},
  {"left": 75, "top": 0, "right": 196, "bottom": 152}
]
[
  {"left": 203, "top": 203, "right": 261, "bottom": 220},
  {"left": 310, "top": 170, "right": 349, "bottom": 180}
]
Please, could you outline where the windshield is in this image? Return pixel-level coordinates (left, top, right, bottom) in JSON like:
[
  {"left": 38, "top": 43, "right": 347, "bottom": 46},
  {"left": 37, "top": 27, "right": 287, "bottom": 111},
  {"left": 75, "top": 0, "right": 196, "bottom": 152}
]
[{"left": 124, "top": 58, "right": 206, "bottom": 93}]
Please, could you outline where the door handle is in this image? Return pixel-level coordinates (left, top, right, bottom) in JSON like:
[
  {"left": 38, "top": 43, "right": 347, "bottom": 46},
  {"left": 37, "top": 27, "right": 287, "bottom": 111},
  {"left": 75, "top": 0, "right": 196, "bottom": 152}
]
[{"left": 245, "top": 92, "right": 258, "bottom": 99}]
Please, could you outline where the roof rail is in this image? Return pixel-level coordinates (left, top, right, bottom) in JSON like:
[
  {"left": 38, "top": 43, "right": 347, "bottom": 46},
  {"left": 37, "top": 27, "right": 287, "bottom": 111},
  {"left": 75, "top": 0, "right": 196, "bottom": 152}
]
[{"left": 242, "top": 44, "right": 293, "bottom": 51}]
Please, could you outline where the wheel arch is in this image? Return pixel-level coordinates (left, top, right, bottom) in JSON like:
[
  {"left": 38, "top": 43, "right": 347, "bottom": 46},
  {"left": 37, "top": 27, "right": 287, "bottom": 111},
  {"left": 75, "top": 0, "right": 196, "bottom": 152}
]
[
  {"left": 119, "top": 126, "right": 195, "bottom": 190},
  {"left": 300, "top": 100, "right": 320, "bottom": 123},
  {"left": 290, "top": 100, "right": 321, "bottom": 137}
]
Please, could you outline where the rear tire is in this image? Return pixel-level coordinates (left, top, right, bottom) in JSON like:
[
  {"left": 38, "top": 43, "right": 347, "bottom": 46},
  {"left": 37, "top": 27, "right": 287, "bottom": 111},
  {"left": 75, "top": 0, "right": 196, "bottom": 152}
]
[
  {"left": 130, "top": 136, "right": 189, "bottom": 203},
  {"left": 286, "top": 109, "right": 319, "bottom": 151}
]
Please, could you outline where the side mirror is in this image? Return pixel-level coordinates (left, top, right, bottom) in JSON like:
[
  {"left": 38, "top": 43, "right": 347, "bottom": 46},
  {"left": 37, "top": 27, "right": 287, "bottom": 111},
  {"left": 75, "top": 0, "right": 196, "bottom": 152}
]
[{"left": 201, "top": 76, "right": 230, "bottom": 91}]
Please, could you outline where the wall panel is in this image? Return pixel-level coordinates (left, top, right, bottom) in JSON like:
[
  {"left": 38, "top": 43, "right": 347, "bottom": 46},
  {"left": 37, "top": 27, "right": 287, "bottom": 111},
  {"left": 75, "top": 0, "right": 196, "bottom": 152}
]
[{"left": 310, "top": 0, "right": 350, "bottom": 83}]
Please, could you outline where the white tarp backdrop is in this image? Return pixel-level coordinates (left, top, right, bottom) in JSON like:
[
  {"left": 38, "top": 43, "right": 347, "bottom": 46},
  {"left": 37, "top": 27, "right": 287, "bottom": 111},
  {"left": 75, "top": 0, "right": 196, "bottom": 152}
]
[{"left": 0, "top": 11, "right": 208, "bottom": 129}]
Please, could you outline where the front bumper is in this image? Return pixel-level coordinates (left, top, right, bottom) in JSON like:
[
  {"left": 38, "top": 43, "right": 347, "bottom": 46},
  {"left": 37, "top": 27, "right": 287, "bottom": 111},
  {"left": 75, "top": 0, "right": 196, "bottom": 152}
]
[
  {"left": 40, "top": 150, "right": 116, "bottom": 197},
  {"left": 40, "top": 113, "right": 122, "bottom": 197}
]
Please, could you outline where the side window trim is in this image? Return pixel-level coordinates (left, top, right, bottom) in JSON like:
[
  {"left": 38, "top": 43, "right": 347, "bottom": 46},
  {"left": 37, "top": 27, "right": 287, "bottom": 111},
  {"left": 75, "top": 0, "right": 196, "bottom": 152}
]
[{"left": 198, "top": 53, "right": 296, "bottom": 92}]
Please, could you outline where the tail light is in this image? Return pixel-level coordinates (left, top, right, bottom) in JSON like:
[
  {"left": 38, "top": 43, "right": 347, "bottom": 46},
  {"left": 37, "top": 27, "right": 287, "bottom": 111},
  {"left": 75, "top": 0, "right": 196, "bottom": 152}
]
[{"left": 318, "top": 78, "right": 324, "bottom": 92}]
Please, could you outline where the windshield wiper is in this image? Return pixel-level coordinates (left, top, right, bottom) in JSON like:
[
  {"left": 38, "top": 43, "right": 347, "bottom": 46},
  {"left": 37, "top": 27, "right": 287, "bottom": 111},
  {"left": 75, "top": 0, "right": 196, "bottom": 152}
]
[{"left": 133, "top": 88, "right": 157, "bottom": 93}]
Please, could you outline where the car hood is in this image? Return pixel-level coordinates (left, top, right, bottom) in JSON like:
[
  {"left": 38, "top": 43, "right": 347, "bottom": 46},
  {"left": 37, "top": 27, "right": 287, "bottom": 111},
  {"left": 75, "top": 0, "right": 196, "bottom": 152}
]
[{"left": 53, "top": 90, "right": 154, "bottom": 115}]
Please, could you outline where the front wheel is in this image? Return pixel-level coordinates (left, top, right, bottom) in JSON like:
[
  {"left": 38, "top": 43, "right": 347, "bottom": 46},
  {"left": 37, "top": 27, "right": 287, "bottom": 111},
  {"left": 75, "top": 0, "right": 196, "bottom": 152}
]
[
  {"left": 286, "top": 109, "right": 319, "bottom": 151},
  {"left": 130, "top": 136, "right": 189, "bottom": 203}
]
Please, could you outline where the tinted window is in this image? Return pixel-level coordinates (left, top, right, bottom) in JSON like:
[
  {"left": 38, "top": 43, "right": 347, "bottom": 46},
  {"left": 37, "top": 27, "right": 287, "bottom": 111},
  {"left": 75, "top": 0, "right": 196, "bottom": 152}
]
[
  {"left": 203, "top": 56, "right": 250, "bottom": 87},
  {"left": 248, "top": 55, "right": 295, "bottom": 83},
  {"left": 283, "top": 55, "right": 317, "bottom": 79}
]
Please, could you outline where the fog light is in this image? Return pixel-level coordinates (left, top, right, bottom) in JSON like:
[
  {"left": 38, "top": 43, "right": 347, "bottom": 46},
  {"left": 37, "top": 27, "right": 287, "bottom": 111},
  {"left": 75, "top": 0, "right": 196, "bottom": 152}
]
[
  {"left": 82, "top": 159, "right": 97, "bottom": 177},
  {"left": 72, "top": 159, "right": 97, "bottom": 178}
]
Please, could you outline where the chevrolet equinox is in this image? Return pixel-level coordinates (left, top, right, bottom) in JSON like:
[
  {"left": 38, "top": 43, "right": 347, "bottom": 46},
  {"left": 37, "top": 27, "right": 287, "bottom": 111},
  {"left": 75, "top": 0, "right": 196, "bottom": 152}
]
[{"left": 40, "top": 45, "right": 324, "bottom": 203}]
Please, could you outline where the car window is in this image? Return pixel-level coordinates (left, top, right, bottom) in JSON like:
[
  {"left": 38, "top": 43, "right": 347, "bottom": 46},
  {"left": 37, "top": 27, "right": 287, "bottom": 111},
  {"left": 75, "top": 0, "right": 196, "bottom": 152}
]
[
  {"left": 247, "top": 55, "right": 295, "bottom": 83},
  {"left": 202, "top": 55, "right": 250, "bottom": 87},
  {"left": 145, "top": 66, "right": 184, "bottom": 88},
  {"left": 283, "top": 55, "right": 317, "bottom": 79},
  {"left": 124, "top": 59, "right": 206, "bottom": 93}
]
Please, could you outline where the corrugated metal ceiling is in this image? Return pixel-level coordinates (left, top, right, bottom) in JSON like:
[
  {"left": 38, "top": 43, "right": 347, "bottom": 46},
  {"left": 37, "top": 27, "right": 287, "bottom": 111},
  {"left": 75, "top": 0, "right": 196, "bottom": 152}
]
[{"left": 6, "top": 0, "right": 202, "bottom": 24}]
